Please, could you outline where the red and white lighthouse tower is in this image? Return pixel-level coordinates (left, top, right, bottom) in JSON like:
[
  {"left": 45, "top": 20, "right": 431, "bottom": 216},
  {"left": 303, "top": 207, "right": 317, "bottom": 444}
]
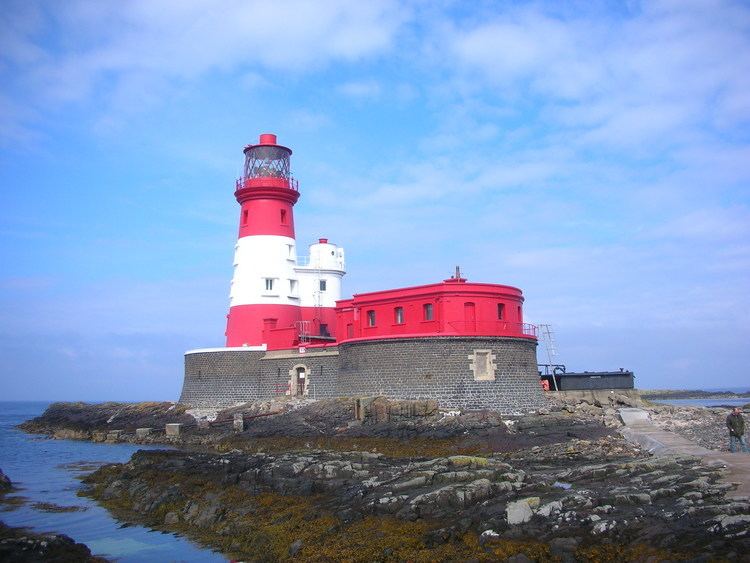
[{"left": 225, "top": 133, "right": 345, "bottom": 349}]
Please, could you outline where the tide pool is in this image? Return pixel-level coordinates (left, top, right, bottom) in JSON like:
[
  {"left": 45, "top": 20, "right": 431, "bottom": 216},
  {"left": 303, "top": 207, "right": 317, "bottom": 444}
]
[{"left": 0, "top": 401, "right": 225, "bottom": 562}]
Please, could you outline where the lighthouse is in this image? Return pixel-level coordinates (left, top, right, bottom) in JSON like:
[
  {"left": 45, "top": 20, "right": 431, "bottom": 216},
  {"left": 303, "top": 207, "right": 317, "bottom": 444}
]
[
  {"left": 182, "top": 134, "right": 545, "bottom": 412},
  {"left": 224, "top": 133, "right": 345, "bottom": 349}
]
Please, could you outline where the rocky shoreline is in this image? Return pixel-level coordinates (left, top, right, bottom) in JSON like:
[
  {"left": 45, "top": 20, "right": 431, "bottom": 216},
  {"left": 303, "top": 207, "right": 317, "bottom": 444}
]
[
  {"left": 16, "top": 394, "right": 750, "bottom": 561},
  {"left": 82, "top": 441, "right": 750, "bottom": 561}
]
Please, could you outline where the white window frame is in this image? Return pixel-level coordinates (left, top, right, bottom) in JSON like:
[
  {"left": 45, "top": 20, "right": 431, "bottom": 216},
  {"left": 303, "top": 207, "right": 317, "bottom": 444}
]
[
  {"left": 469, "top": 349, "right": 497, "bottom": 381},
  {"left": 262, "top": 277, "right": 278, "bottom": 296}
]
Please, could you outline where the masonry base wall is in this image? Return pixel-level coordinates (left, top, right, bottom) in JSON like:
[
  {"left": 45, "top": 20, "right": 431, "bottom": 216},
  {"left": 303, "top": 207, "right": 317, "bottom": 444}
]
[
  {"left": 338, "top": 337, "right": 544, "bottom": 412},
  {"left": 179, "top": 336, "right": 544, "bottom": 413},
  {"left": 180, "top": 350, "right": 340, "bottom": 408}
]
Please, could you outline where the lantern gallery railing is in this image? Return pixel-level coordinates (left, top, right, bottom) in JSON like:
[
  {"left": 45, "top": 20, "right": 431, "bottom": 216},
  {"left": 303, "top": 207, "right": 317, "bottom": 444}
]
[{"left": 235, "top": 176, "right": 299, "bottom": 191}]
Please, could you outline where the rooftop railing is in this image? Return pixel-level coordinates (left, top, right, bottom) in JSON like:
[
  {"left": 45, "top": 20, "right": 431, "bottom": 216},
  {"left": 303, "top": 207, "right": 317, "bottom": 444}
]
[{"left": 445, "top": 320, "right": 537, "bottom": 338}]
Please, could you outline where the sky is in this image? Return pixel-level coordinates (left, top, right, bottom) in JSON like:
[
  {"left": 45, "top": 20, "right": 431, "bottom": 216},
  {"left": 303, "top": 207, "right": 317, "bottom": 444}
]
[{"left": 1, "top": 0, "right": 749, "bottom": 401}]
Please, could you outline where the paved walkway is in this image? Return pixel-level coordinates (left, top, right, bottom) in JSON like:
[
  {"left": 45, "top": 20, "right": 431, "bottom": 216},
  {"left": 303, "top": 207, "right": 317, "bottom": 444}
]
[{"left": 618, "top": 408, "right": 750, "bottom": 499}]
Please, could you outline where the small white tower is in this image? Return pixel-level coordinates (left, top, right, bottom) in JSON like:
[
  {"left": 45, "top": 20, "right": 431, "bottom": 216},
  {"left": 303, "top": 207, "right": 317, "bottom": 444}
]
[{"left": 296, "top": 238, "right": 346, "bottom": 338}]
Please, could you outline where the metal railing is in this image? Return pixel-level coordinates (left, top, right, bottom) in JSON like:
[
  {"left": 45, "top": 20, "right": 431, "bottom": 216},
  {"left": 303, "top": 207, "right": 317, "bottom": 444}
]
[
  {"left": 538, "top": 364, "right": 567, "bottom": 376},
  {"left": 235, "top": 176, "right": 299, "bottom": 191},
  {"left": 445, "top": 320, "right": 537, "bottom": 338}
]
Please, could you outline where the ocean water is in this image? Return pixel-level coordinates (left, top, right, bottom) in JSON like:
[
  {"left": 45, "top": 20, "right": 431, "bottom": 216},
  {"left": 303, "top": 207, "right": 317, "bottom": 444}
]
[
  {"left": 0, "top": 401, "right": 225, "bottom": 562},
  {"left": 651, "top": 398, "right": 749, "bottom": 408}
]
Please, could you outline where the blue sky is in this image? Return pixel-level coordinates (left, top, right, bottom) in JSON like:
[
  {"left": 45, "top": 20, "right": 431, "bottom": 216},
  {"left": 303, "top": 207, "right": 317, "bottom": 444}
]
[{"left": 1, "top": 0, "right": 749, "bottom": 400}]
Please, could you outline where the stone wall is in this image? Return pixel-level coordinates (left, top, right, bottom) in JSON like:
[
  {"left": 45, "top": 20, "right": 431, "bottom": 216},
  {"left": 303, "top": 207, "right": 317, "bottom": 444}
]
[
  {"left": 179, "top": 336, "right": 544, "bottom": 413},
  {"left": 338, "top": 337, "right": 544, "bottom": 412},
  {"left": 180, "top": 349, "right": 340, "bottom": 407}
]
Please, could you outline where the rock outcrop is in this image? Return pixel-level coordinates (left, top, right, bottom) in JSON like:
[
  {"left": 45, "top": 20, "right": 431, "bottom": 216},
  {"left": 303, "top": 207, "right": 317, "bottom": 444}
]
[
  {"left": 81, "top": 437, "right": 749, "bottom": 561},
  {"left": 0, "top": 522, "right": 106, "bottom": 562},
  {"left": 0, "top": 468, "right": 11, "bottom": 493}
]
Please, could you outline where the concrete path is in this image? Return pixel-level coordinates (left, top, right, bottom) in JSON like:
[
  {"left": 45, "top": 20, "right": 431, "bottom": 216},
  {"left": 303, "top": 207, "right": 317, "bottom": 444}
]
[{"left": 618, "top": 408, "right": 750, "bottom": 499}]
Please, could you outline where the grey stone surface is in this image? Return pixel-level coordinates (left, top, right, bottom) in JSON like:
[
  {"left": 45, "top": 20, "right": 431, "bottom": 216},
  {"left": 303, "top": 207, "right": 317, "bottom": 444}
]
[
  {"left": 179, "top": 336, "right": 544, "bottom": 413},
  {"left": 618, "top": 408, "right": 651, "bottom": 426},
  {"left": 135, "top": 428, "right": 152, "bottom": 438},
  {"left": 337, "top": 337, "right": 544, "bottom": 412},
  {"left": 180, "top": 349, "right": 339, "bottom": 407},
  {"left": 618, "top": 413, "right": 750, "bottom": 499},
  {"left": 165, "top": 423, "right": 182, "bottom": 436},
  {"left": 506, "top": 497, "right": 539, "bottom": 524}
]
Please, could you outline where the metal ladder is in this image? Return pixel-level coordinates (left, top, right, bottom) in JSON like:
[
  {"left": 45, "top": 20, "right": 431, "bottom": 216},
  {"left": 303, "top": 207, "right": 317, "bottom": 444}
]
[{"left": 538, "top": 324, "right": 560, "bottom": 391}]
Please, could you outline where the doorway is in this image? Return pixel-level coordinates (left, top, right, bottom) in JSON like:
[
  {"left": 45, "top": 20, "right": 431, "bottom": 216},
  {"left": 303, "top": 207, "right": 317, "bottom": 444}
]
[
  {"left": 295, "top": 367, "right": 306, "bottom": 396},
  {"left": 289, "top": 364, "right": 309, "bottom": 397}
]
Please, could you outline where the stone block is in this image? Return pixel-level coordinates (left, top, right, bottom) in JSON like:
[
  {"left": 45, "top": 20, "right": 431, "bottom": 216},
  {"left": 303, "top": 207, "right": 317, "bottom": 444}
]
[
  {"left": 506, "top": 497, "right": 540, "bottom": 525},
  {"left": 233, "top": 413, "right": 245, "bottom": 432},
  {"left": 135, "top": 428, "right": 152, "bottom": 438},
  {"left": 618, "top": 408, "right": 651, "bottom": 426},
  {"left": 165, "top": 423, "right": 182, "bottom": 436}
]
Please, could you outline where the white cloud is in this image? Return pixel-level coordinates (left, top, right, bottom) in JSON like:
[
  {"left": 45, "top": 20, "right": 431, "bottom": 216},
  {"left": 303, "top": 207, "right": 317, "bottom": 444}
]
[
  {"left": 0, "top": 93, "right": 41, "bottom": 147},
  {"left": 283, "top": 110, "right": 331, "bottom": 132},
  {"left": 649, "top": 206, "right": 750, "bottom": 241},
  {"left": 445, "top": 1, "right": 750, "bottom": 147},
  {"left": 338, "top": 79, "right": 382, "bottom": 99},
  {"left": 0, "top": 0, "right": 409, "bottom": 140}
]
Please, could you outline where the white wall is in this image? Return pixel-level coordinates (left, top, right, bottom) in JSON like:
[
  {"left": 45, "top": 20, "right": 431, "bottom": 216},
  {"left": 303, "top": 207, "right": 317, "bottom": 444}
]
[{"left": 229, "top": 235, "right": 300, "bottom": 306}]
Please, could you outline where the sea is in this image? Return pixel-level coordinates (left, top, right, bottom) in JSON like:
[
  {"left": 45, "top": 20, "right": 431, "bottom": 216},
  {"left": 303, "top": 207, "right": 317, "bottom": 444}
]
[
  {"left": 0, "top": 401, "right": 225, "bottom": 562},
  {"left": 648, "top": 387, "right": 750, "bottom": 408},
  {"left": 652, "top": 398, "right": 748, "bottom": 408}
]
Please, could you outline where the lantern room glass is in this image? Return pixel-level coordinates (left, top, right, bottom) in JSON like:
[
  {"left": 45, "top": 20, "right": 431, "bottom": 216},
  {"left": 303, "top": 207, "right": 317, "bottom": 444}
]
[{"left": 243, "top": 145, "right": 291, "bottom": 180}]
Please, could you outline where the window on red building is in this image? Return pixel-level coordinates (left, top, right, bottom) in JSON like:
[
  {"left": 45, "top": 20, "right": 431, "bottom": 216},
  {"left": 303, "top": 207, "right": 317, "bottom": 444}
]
[
  {"left": 394, "top": 307, "right": 404, "bottom": 324},
  {"left": 497, "top": 303, "right": 505, "bottom": 320},
  {"left": 423, "top": 303, "right": 433, "bottom": 321},
  {"left": 242, "top": 210, "right": 248, "bottom": 225},
  {"left": 367, "top": 310, "right": 376, "bottom": 327},
  {"left": 280, "top": 209, "right": 287, "bottom": 224},
  {"left": 517, "top": 306, "right": 522, "bottom": 321}
]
